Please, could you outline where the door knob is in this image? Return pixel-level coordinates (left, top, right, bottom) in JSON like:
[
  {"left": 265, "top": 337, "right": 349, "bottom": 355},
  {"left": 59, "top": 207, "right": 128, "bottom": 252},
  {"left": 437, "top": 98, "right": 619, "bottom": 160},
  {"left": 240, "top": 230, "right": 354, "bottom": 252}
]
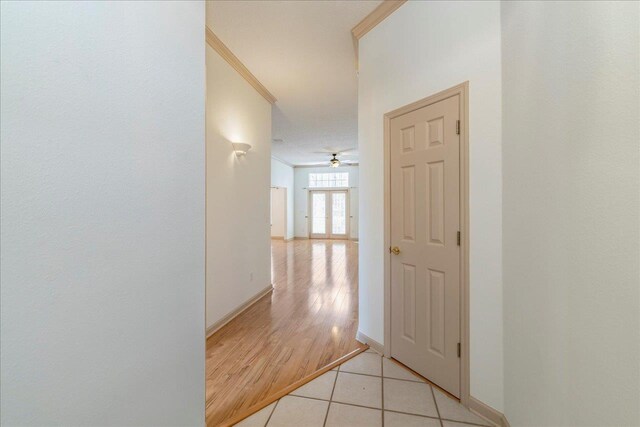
[{"left": 390, "top": 246, "right": 401, "bottom": 255}]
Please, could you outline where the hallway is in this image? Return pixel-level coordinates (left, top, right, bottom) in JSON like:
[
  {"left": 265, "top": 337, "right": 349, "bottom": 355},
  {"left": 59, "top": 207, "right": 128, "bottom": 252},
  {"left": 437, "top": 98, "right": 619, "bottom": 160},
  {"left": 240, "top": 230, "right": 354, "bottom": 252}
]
[{"left": 205, "top": 240, "right": 364, "bottom": 426}]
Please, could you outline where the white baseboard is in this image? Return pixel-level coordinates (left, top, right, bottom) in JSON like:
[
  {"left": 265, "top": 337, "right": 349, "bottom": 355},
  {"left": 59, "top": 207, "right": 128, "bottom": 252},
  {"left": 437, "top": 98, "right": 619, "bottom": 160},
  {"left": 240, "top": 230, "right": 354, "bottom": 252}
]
[
  {"left": 469, "top": 396, "right": 510, "bottom": 427},
  {"left": 356, "top": 330, "right": 384, "bottom": 354},
  {"left": 206, "top": 284, "right": 273, "bottom": 338}
]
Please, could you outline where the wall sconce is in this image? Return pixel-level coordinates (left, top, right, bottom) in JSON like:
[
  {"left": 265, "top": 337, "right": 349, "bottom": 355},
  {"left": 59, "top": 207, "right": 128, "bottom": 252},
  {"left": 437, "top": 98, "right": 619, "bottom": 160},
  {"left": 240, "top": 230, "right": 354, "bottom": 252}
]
[{"left": 232, "top": 142, "right": 252, "bottom": 156}]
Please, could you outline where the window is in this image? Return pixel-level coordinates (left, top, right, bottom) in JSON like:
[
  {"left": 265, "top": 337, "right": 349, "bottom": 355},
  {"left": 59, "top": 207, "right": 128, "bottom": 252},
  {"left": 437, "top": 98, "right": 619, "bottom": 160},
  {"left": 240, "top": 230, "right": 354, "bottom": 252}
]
[{"left": 309, "top": 172, "right": 349, "bottom": 188}]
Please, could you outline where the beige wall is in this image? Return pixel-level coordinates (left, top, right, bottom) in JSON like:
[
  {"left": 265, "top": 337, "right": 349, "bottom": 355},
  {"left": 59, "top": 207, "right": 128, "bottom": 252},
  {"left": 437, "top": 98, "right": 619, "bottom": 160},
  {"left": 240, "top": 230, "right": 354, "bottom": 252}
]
[
  {"left": 206, "top": 44, "right": 272, "bottom": 329},
  {"left": 502, "top": 2, "right": 640, "bottom": 426},
  {"left": 0, "top": 2, "right": 205, "bottom": 424},
  {"left": 357, "top": 1, "right": 504, "bottom": 411}
]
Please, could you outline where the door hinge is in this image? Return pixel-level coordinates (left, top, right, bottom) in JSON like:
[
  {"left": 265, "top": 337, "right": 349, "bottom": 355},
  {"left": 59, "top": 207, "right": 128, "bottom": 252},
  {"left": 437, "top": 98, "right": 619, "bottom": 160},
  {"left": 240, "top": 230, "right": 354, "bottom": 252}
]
[
  {"left": 456, "top": 120, "right": 460, "bottom": 135},
  {"left": 457, "top": 342, "right": 461, "bottom": 358},
  {"left": 457, "top": 231, "right": 461, "bottom": 246}
]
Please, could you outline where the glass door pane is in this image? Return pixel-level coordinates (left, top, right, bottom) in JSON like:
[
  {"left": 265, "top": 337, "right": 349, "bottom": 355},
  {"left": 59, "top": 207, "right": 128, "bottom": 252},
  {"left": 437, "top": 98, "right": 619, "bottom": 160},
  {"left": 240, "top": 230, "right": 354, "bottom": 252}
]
[
  {"left": 331, "top": 192, "right": 347, "bottom": 237},
  {"left": 311, "top": 192, "right": 326, "bottom": 236}
]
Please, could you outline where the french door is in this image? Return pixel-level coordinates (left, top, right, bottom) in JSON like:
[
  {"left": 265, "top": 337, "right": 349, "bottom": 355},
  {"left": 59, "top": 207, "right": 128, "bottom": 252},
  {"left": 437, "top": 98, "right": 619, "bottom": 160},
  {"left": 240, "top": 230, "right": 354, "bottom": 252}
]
[{"left": 309, "top": 190, "right": 349, "bottom": 239}]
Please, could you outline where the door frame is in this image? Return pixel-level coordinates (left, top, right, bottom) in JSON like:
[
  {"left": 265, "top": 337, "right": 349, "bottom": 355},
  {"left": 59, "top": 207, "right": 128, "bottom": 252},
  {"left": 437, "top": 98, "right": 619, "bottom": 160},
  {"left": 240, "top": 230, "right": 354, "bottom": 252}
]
[
  {"left": 308, "top": 188, "right": 350, "bottom": 239},
  {"left": 383, "top": 82, "right": 470, "bottom": 406},
  {"left": 270, "top": 186, "right": 287, "bottom": 239}
]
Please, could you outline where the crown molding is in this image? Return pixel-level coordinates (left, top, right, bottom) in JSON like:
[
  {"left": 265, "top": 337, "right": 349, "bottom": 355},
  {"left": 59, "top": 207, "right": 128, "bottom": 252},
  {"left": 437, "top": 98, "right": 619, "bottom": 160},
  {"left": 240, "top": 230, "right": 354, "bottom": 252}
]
[
  {"left": 206, "top": 26, "right": 277, "bottom": 104},
  {"left": 271, "top": 155, "right": 295, "bottom": 168},
  {"left": 294, "top": 163, "right": 359, "bottom": 169},
  {"left": 351, "top": 0, "right": 407, "bottom": 70}
]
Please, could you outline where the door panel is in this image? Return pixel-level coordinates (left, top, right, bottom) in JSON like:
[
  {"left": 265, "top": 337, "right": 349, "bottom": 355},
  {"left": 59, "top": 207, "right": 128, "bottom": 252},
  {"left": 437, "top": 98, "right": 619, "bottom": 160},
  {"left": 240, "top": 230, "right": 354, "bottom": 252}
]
[
  {"left": 310, "top": 192, "right": 327, "bottom": 238},
  {"left": 402, "top": 264, "right": 416, "bottom": 342},
  {"left": 402, "top": 166, "right": 416, "bottom": 242},
  {"left": 330, "top": 191, "right": 348, "bottom": 239},
  {"left": 390, "top": 95, "right": 461, "bottom": 397}
]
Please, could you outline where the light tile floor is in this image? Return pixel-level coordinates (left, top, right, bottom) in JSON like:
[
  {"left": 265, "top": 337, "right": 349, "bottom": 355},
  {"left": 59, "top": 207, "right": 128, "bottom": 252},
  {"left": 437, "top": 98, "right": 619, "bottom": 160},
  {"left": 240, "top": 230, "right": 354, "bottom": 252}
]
[{"left": 235, "top": 349, "right": 493, "bottom": 427}]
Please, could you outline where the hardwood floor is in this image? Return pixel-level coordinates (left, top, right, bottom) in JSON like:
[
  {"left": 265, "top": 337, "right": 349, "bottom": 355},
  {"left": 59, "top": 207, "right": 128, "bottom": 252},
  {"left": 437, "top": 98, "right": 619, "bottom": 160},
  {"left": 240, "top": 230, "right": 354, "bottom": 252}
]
[{"left": 205, "top": 239, "right": 364, "bottom": 426}]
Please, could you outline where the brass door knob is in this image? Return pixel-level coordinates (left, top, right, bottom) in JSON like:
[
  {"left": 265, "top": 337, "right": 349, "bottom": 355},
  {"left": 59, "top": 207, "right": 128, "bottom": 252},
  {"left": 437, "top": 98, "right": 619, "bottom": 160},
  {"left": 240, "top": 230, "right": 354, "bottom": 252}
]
[{"left": 390, "top": 246, "right": 401, "bottom": 255}]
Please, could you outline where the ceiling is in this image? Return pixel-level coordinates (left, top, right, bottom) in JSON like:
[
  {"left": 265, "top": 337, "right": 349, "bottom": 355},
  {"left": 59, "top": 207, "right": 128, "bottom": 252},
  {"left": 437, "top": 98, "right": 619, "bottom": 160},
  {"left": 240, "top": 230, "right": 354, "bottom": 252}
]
[{"left": 207, "top": 0, "right": 380, "bottom": 166}]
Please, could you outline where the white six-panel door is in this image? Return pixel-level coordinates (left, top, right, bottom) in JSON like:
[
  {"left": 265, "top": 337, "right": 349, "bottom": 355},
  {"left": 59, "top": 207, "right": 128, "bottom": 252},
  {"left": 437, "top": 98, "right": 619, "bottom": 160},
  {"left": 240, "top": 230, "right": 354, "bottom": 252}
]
[{"left": 390, "top": 95, "right": 461, "bottom": 397}]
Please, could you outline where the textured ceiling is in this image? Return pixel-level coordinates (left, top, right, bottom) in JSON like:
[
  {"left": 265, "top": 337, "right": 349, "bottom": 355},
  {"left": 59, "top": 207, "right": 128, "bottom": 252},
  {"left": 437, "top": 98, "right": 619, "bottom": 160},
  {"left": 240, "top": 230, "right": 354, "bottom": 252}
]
[{"left": 207, "top": 0, "right": 380, "bottom": 166}]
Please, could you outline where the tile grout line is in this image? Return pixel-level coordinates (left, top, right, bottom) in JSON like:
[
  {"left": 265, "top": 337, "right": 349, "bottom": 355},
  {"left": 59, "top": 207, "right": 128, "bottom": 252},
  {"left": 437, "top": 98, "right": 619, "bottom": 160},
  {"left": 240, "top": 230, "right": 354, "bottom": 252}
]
[
  {"left": 338, "top": 369, "right": 424, "bottom": 383},
  {"left": 286, "top": 394, "right": 450, "bottom": 424},
  {"left": 381, "top": 354, "right": 385, "bottom": 427},
  {"left": 322, "top": 367, "right": 339, "bottom": 427},
  {"left": 263, "top": 399, "right": 279, "bottom": 427},
  {"left": 276, "top": 353, "right": 486, "bottom": 427},
  {"left": 431, "top": 385, "right": 444, "bottom": 427}
]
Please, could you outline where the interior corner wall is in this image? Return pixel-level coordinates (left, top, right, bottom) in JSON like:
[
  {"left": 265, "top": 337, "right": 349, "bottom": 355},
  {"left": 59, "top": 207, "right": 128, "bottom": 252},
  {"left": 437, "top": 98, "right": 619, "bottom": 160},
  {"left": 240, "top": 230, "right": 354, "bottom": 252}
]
[
  {"left": 206, "top": 45, "right": 272, "bottom": 330},
  {"left": 501, "top": 2, "right": 640, "bottom": 426},
  {"left": 0, "top": 2, "right": 205, "bottom": 425},
  {"left": 271, "top": 158, "right": 295, "bottom": 240},
  {"left": 294, "top": 165, "right": 359, "bottom": 239},
  {"left": 357, "top": 1, "right": 503, "bottom": 411}
]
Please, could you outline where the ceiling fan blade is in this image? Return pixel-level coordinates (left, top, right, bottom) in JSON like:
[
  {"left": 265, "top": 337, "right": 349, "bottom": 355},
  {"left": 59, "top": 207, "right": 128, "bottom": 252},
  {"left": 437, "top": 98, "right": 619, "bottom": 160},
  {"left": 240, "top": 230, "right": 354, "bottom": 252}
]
[
  {"left": 315, "top": 146, "right": 358, "bottom": 155},
  {"left": 336, "top": 147, "right": 358, "bottom": 154}
]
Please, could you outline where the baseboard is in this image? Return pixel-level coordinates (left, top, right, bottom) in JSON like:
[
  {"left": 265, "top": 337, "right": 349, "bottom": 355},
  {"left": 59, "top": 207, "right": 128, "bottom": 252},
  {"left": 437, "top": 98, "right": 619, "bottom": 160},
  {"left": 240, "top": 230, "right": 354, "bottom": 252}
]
[
  {"left": 469, "top": 396, "right": 510, "bottom": 427},
  {"left": 284, "top": 237, "right": 294, "bottom": 242},
  {"left": 350, "top": 237, "right": 359, "bottom": 241},
  {"left": 356, "top": 330, "right": 384, "bottom": 354},
  {"left": 294, "top": 236, "right": 309, "bottom": 240},
  {"left": 271, "top": 236, "right": 284, "bottom": 240},
  {"left": 206, "top": 284, "right": 273, "bottom": 338}
]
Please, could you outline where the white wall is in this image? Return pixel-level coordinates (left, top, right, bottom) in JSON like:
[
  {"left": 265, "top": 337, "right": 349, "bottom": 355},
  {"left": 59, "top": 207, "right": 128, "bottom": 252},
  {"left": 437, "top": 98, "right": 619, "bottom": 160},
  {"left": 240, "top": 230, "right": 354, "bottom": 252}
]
[
  {"left": 294, "top": 166, "right": 359, "bottom": 239},
  {"left": 357, "top": 1, "right": 503, "bottom": 410},
  {"left": 206, "top": 42, "right": 272, "bottom": 329},
  {"left": 271, "top": 158, "right": 295, "bottom": 240},
  {"left": 0, "top": 2, "right": 205, "bottom": 425},
  {"left": 502, "top": 2, "right": 640, "bottom": 426}
]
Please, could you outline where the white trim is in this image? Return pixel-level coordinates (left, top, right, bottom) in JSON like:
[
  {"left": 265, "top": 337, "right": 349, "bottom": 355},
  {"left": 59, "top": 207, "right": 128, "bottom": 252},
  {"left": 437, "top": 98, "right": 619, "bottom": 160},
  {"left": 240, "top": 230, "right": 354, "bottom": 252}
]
[
  {"left": 205, "top": 27, "right": 276, "bottom": 104},
  {"left": 206, "top": 284, "right": 273, "bottom": 338},
  {"left": 356, "top": 330, "right": 385, "bottom": 354},
  {"left": 271, "top": 155, "right": 294, "bottom": 168},
  {"left": 293, "top": 163, "right": 359, "bottom": 169},
  {"left": 469, "top": 396, "right": 510, "bottom": 427}
]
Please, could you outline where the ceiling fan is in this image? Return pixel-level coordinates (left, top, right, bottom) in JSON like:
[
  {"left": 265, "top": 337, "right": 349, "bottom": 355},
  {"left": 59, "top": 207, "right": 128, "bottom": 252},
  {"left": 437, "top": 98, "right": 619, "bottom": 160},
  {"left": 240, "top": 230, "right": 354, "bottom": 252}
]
[{"left": 313, "top": 147, "right": 358, "bottom": 168}]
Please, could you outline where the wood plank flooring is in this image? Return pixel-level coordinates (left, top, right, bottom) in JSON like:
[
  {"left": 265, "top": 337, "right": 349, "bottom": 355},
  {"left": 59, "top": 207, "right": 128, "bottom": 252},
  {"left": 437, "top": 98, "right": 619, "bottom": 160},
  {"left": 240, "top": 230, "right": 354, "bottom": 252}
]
[{"left": 205, "top": 239, "right": 364, "bottom": 426}]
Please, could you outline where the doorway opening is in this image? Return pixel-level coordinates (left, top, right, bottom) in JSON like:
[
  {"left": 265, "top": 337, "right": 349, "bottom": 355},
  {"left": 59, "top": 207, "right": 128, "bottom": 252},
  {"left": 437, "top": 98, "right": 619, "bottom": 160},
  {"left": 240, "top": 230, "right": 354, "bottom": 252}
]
[
  {"left": 309, "top": 189, "right": 349, "bottom": 239},
  {"left": 270, "top": 187, "right": 287, "bottom": 239}
]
